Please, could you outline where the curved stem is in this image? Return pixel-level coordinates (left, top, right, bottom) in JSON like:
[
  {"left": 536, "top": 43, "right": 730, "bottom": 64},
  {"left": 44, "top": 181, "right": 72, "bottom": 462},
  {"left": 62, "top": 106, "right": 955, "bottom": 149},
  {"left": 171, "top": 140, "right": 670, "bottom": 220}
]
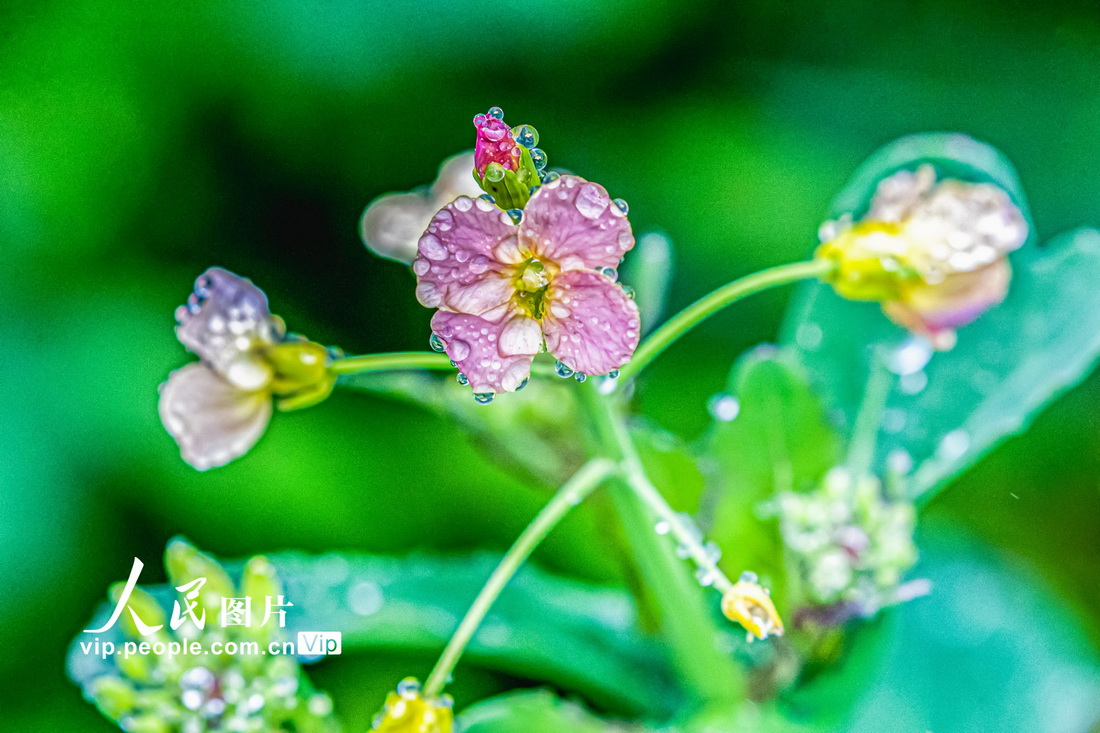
[
  {"left": 329, "top": 351, "right": 454, "bottom": 375},
  {"left": 574, "top": 384, "right": 743, "bottom": 707},
  {"left": 617, "top": 259, "right": 834, "bottom": 384},
  {"left": 422, "top": 458, "right": 616, "bottom": 699}
]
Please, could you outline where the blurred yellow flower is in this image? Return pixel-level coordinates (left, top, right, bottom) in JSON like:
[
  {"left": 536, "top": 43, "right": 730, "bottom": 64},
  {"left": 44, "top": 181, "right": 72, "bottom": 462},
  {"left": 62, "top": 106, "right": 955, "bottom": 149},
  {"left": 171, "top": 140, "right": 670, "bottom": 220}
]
[
  {"left": 816, "top": 165, "right": 1027, "bottom": 348},
  {"left": 371, "top": 678, "right": 453, "bottom": 733},
  {"left": 721, "top": 573, "right": 785, "bottom": 642}
]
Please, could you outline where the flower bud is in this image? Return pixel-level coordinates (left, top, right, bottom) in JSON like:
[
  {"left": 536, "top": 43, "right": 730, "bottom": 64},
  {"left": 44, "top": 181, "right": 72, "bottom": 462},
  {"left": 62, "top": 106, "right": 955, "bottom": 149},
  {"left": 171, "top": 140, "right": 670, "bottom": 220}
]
[
  {"left": 816, "top": 165, "right": 1027, "bottom": 347},
  {"left": 471, "top": 107, "right": 543, "bottom": 210}
]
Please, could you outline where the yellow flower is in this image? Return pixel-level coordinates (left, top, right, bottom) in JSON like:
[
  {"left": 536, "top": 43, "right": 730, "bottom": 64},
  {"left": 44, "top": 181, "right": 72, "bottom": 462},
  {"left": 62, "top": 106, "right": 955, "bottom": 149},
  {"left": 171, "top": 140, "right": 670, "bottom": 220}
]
[
  {"left": 721, "top": 574, "right": 785, "bottom": 642},
  {"left": 816, "top": 165, "right": 1027, "bottom": 349},
  {"left": 371, "top": 679, "right": 453, "bottom": 733}
]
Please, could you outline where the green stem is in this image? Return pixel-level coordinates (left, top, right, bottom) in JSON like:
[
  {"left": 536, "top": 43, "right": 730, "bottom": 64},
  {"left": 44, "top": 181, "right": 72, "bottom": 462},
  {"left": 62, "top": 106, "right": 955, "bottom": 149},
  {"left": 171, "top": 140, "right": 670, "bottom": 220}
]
[
  {"left": 846, "top": 349, "right": 892, "bottom": 478},
  {"left": 329, "top": 351, "right": 454, "bottom": 375},
  {"left": 330, "top": 351, "right": 558, "bottom": 379},
  {"left": 422, "top": 458, "right": 616, "bottom": 699},
  {"left": 616, "top": 259, "right": 834, "bottom": 384},
  {"left": 574, "top": 383, "right": 743, "bottom": 708}
]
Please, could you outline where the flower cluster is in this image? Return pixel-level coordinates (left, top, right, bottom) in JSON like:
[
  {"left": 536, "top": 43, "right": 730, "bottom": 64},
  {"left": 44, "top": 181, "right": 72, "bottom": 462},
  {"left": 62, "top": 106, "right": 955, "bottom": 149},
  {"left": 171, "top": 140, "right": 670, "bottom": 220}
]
[
  {"left": 816, "top": 165, "right": 1027, "bottom": 349},
  {"left": 159, "top": 268, "right": 337, "bottom": 470},
  {"left": 777, "top": 467, "right": 923, "bottom": 621},
  {"left": 413, "top": 108, "right": 640, "bottom": 398},
  {"left": 80, "top": 540, "right": 337, "bottom": 733}
]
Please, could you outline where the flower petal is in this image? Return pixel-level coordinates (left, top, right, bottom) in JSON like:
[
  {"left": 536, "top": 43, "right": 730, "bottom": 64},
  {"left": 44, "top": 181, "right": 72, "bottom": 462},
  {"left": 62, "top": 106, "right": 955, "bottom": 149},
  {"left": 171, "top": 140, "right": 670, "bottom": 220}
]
[
  {"left": 885, "top": 260, "right": 1011, "bottom": 337},
  {"left": 360, "top": 153, "right": 483, "bottom": 265},
  {"left": 541, "top": 269, "right": 640, "bottom": 375},
  {"left": 521, "top": 175, "right": 634, "bottom": 271},
  {"left": 175, "top": 268, "right": 284, "bottom": 375},
  {"left": 431, "top": 306, "right": 539, "bottom": 393},
  {"left": 158, "top": 363, "right": 272, "bottom": 471},
  {"left": 413, "top": 197, "right": 518, "bottom": 316}
]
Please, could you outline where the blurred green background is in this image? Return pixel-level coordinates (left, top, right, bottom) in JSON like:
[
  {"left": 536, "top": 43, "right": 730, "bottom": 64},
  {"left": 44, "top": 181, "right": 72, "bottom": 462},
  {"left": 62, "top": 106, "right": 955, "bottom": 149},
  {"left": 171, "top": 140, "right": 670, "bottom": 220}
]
[{"left": 3, "top": 1, "right": 1099, "bottom": 730}]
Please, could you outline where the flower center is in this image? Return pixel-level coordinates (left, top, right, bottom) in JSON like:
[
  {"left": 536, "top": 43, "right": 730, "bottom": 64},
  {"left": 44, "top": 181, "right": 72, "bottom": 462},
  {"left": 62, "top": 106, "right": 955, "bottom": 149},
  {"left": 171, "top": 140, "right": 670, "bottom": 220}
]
[{"left": 513, "top": 259, "right": 552, "bottom": 319}]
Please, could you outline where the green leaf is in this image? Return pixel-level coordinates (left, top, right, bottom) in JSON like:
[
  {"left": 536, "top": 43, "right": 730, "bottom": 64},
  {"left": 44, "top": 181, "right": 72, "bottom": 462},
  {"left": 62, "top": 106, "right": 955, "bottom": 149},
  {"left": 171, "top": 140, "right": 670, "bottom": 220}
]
[
  {"left": 68, "top": 551, "right": 678, "bottom": 719},
  {"left": 782, "top": 134, "right": 1100, "bottom": 500},
  {"left": 459, "top": 689, "right": 641, "bottom": 732},
  {"left": 701, "top": 346, "right": 841, "bottom": 604},
  {"left": 338, "top": 367, "right": 585, "bottom": 486},
  {"left": 787, "top": 520, "right": 1100, "bottom": 733}
]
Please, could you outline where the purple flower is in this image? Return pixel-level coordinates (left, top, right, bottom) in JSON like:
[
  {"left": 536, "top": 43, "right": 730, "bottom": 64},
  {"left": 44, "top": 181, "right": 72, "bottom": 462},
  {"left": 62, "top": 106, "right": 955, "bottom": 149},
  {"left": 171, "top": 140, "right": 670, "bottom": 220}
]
[{"left": 413, "top": 175, "right": 640, "bottom": 394}]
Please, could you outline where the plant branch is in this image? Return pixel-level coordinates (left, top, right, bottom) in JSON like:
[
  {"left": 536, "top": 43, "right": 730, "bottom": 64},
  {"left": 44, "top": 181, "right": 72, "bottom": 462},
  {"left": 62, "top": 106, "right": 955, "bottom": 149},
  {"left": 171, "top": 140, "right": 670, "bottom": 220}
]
[
  {"left": 422, "top": 458, "right": 616, "bottom": 699},
  {"left": 617, "top": 259, "right": 834, "bottom": 384}
]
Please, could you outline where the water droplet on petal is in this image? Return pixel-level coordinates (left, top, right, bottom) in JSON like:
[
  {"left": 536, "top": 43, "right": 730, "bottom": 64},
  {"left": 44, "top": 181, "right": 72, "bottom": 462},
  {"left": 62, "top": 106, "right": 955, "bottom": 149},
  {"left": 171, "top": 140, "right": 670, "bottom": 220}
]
[
  {"left": 450, "top": 339, "right": 471, "bottom": 361},
  {"left": 473, "top": 392, "right": 495, "bottom": 404},
  {"left": 487, "top": 106, "right": 504, "bottom": 120},
  {"left": 485, "top": 163, "right": 506, "bottom": 183},
  {"left": 599, "top": 266, "right": 617, "bottom": 280},
  {"left": 457, "top": 373, "right": 469, "bottom": 386},
  {"left": 429, "top": 334, "right": 446, "bottom": 352},
  {"left": 396, "top": 678, "right": 421, "bottom": 698},
  {"left": 540, "top": 170, "right": 560, "bottom": 184},
  {"left": 479, "top": 193, "right": 496, "bottom": 204},
  {"left": 419, "top": 234, "right": 447, "bottom": 261},
  {"left": 574, "top": 372, "right": 587, "bottom": 383},
  {"left": 507, "top": 209, "right": 523, "bottom": 225},
  {"left": 468, "top": 255, "right": 491, "bottom": 274},
  {"left": 516, "top": 377, "right": 529, "bottom": 391},
  {"left": 412, "top": 259, "right": 430, "bottom": 276},
  {"left": 613, "top": 198, "right": 629, "bottom": 214},
  {"left": 575, "top": 183, "right": 609, "bottom": 219},
  {"left": 554, "top": 360, "right": 574, "bottom": 378}
]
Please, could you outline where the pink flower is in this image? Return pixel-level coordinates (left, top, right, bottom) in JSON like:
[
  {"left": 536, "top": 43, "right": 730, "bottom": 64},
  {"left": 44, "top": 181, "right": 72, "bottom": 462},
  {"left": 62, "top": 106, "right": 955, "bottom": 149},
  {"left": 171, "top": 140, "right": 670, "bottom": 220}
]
[{"left": 413, "top": 175, "right": 641, "bottom": 395}]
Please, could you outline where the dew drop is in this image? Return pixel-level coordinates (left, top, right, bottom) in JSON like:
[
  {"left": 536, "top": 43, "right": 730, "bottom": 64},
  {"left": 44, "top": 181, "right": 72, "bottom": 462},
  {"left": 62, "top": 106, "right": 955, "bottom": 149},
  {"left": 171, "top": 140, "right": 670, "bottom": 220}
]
[
  {"left": 707, "top": 394, "right": 740, "bottom": 422},
  {"left": 554, "top": 360, "right": 575, "bottom": 378},
  {"left": 454, "top": 197, "right": 473, "bottom": 212},
  {"left": 487, "top": 106, "right": 504, "bottom": 120},
  {"left": 694, "top": 568, "right": 716, "bottom": 587},
  {"left": 574, "top": 183, "right": 609, "bottom": 219},
  {"left": 654, "top": 520, "right": 671, "bottom": 535},
  {"left": 529, "top": 148, "right": 547, "bottom": 170},
  {"left": 507, "top": 209, "right": 523, "bottom": 225},
  {"left": 457, "top": 373, "right": 469, "bottom": 386},
  {"left": 738, "top": 570, "right": 759, "bottom": 584},
  {"left": 484, "top": 163, "right": 506, "bottom": 183},
  {"left": 479, "top": 193, "right": 496, "bottom": 204},
  {"left": 574, "top": 372, "right": 588, "bottom": 383},
  {"left": 899, "top": 371, "right": 928, "bottom": 395},
  {"left": 613, "top": 198, "right": 629, "bottom": 214},
  {"left": 540, "top": 170, "right": 560, "bottom": 184},
  {"left": 468, "top": 255, "right": 491, "bottom": 274},
  {"left": 622, "top": 284, "right": 636, "bottom": 299},
  {"left": 887, "top": 337, "right": 933, "bottom": 376},
  {"left": 608, "top": 369, "right": 620, "bottom": 379},
  {"left": 396, "top": 678, "right": 421, "bottom": 698},
  {"left": 516, "top": 377, "right": 529, "bottom": 391},
  {"left": 450, "top": 339, "right": 471, "bottom": 361},
  {"left": 514, "top": 124, "right": 539, "bottom": 148},
  {"left": 599, "top": 266, "right": 617, "bottom": 280},
  {"left": 429, "top": 333, "right": 446, "bottom": 352},
  {"left": 412, "top": 259, "right": 430, "bottom": 276},
  {"left": 938, "top": 429, "right": 970, "bottom": 460},
  {"left": 473, "top": 392, "right": 495, "bottom": 404}
]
